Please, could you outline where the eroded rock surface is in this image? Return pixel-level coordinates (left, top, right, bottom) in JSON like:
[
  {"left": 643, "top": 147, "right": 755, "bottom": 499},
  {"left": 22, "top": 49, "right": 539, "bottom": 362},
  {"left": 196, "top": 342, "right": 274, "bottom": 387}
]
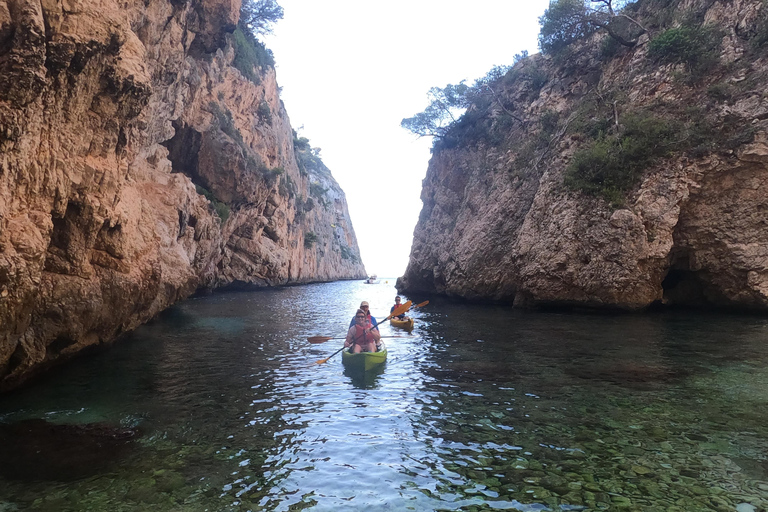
[
  {"left": 0, "top": 0, "right": 365, "bottom": 390},
  {"left": 399, "top": 0, "right": 768, "bottom": 311}
]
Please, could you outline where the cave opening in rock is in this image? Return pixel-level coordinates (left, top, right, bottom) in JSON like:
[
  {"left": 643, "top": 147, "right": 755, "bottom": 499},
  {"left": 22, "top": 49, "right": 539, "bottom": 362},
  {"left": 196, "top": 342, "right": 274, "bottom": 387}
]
[
  {"left": 46, "top": 335, "right": 78, "bottom": 359},
  {"left": 4, "top": 342, "right": 26, "bottom": 377},
  {"left": 162, "top": 120, "right": 202, "bottom": 182},
  {"left": 48, "top": 203, "right": 82, "bottom": 252},
  {"left": 661, "top": 247, "right": 713, "bottom": 307},
  {"left": 662, "top": 268, "right": 709, "bottom": 306},
  {"left": 44, "top": 202, "right": 86, "bottom": 274}
]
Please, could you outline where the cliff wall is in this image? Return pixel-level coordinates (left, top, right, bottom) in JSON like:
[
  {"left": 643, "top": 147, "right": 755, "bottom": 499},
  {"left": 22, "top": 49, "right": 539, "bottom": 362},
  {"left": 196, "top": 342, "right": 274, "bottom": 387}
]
[
  {"left": 398, "top": 0, "right": 768, "bottom": 311},
  {"left": 0, "top": 0, "right": 366, "bottom": 390}
]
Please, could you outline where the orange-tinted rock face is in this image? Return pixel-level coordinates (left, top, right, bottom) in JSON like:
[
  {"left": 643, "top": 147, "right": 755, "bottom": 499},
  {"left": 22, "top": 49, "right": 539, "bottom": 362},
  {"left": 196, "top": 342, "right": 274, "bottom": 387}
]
[
  {"left": 0, "top": 0, "right": 365, "bottom": 390},
  {"left": 398, "top": 0, "right": 768, "bottom": 312}
]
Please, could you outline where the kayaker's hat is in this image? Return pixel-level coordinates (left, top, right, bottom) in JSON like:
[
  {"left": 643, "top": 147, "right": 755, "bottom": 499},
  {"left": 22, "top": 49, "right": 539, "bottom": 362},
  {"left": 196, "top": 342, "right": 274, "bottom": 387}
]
[{"left": 360, "top": 301, "right": 369, "bottom": 308}]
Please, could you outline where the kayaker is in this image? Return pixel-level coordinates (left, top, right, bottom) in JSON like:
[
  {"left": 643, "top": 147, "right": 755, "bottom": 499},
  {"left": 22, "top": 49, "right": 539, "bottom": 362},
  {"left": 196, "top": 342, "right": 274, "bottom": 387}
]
[
  {"left": 348, "top": 301, "right": 378, "bottom": 329},
  {"left": 345, "top": 309, "right": 381, "bottom": 353},
  {"left": 390, "top": 296, "right": 408, "bottom": 320}
]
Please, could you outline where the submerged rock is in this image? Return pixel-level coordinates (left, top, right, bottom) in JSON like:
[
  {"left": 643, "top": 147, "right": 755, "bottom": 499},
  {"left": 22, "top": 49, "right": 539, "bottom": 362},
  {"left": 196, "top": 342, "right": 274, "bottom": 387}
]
[{"left": 0, "top": 419, "right": 139, "bottom": 482}]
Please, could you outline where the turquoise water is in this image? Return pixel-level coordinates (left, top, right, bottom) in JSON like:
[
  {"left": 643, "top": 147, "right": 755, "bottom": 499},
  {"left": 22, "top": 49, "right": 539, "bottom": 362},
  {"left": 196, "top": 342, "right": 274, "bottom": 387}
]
[{"left": 0, "top": 280, "right": 767, "bottom": 511}]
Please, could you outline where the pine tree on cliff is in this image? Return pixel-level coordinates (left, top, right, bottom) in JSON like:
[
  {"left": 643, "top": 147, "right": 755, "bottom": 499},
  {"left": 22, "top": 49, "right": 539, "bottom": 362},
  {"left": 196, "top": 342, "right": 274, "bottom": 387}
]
[
  {"left": 240, "top": 0, "right": 284, "bottom": 36},
  {"left": 538, "top": 0, "right": 647, "bottom": 54}
]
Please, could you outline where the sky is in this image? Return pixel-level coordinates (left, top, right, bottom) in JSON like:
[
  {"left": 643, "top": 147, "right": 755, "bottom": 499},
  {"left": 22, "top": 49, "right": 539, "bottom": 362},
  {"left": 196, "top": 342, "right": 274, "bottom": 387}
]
[{"left": 263, "top": 1, "right": 550, "bottom": 278}]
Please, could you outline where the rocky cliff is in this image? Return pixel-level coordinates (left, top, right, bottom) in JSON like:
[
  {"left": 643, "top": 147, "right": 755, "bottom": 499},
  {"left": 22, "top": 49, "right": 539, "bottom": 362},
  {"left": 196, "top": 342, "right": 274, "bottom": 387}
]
[
  {"left": 0, "top": 0, "right": 366, "bottom": 390},
  {"left": 398, "top": 0, "right": 768, "bottom": 311}
]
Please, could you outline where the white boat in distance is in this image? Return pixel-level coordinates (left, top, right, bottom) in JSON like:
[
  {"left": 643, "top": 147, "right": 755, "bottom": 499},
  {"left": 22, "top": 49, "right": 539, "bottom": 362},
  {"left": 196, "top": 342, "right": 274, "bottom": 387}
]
[{"left": 364, "top": 274, "right": 379, "bottom": 284}]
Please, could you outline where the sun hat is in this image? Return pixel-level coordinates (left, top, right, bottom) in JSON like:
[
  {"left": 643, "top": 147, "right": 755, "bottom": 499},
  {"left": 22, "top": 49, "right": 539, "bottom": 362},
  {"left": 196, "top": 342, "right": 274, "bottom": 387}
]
[{"left": 360, "top": 301, "right": 369, "bottom": 307}]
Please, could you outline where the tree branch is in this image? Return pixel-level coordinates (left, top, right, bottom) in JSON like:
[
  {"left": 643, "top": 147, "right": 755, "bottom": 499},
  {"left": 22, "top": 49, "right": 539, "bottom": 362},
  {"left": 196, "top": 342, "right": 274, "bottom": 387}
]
[
  {"left": 481, "top": 84, "right": 525, "bottom": 125},
  {"left": 532, "top": 113, "right": 575, "bottom": 171}
]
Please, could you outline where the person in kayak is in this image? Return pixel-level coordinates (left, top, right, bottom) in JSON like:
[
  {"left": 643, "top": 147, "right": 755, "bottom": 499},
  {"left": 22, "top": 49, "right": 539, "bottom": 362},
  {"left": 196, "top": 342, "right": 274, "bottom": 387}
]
[
  {"left": 390, "top": 296, "right": 408, "bottom": 320},
  {"left": 349, "top": 301, "right": 378, "bottom": 329},
  {"left": 345, "top": 309, "right": 381, "bottom": 353}
]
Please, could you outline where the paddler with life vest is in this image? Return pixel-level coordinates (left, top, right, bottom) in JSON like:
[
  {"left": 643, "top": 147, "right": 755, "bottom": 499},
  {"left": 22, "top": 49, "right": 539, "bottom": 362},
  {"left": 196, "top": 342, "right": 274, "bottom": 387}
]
[
  {"left": 345, "top": 308, "right": 381, "bottom": 353},
  {"left": 390, "top": 296, "right": 408, "bottom": 320}
]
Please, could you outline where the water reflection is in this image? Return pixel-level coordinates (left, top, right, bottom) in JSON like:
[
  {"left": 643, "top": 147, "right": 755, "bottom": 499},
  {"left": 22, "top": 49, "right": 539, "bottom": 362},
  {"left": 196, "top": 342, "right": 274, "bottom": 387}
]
[
  {"left": 343, "top": 362, "right": 387, "bottom": 389},
  {"left": 0, "top": 282, "right": 766, "bottom": 511}
]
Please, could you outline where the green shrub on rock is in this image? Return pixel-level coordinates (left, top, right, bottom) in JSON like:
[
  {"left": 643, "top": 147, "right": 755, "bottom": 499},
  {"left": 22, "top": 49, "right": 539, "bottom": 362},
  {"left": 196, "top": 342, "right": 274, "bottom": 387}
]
[
  {"left": 565, "top": 111, "right": 680, "bottom": 205},
  {"left": 647, "top": 24, "right": 722, "bottom": 78},
  {"left": 304, "top": 232, "right": 318, "bottom": 249}
]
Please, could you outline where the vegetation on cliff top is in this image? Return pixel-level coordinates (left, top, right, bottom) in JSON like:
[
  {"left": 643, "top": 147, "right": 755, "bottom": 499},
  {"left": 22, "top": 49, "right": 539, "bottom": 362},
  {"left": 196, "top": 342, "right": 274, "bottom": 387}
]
[
  {"left": 232, "top": 0, "right": 282, "bottom": 84},
  {"left": 538, "top": 0, "right": 647, "bottom": 54},
  {"left": 400, "top": 56, "right": 534, "bottom": 146},
  {"left": 240, "top": 0, "right": 284, "bottom": 36},
  {"left": 401, "top": 0, "right": 764, "bottom": 205},
  {"left": 293, "top": 131, "right": 333, "bottom": 179}
]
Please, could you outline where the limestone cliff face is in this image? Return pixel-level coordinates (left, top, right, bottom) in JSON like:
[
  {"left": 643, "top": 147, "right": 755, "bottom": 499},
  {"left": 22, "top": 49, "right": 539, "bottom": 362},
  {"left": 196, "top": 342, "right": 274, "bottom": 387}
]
[
  {"left": 399, "top": 0, "right": 768, "bottom": 311},
  {"left": 0, "top": 0, "right": 365, "bottom": 390}
]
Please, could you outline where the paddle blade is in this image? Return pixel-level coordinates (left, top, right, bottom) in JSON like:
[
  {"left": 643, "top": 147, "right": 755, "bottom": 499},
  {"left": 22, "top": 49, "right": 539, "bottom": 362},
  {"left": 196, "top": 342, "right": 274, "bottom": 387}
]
[
  {"left": 415, "top": 300, "right": 429, "bottom": 308},
  {"left": 315, "top": 345, "right": 346, "bottom": 365},
  {"left": 307, "top": 336, "right": 333, "bottom": 344}
]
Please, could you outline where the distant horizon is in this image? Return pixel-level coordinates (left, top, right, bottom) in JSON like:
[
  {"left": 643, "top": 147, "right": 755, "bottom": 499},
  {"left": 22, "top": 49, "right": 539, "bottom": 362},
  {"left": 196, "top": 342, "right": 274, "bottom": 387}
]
[{"left": 263, "top": 1, "right": 549, "bottom": 277}]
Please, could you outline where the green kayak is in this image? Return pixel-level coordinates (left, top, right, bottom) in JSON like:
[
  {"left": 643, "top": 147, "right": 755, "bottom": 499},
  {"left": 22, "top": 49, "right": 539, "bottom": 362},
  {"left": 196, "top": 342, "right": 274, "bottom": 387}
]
[{"left": 341, "top": 342, "right": 387, "bottom": 371}]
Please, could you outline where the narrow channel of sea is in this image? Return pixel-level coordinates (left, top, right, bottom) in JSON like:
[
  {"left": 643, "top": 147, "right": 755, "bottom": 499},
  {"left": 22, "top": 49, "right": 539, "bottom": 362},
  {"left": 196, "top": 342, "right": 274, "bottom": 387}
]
[{"left": 1, "top": 280, "right": 767, "bottom": 511}]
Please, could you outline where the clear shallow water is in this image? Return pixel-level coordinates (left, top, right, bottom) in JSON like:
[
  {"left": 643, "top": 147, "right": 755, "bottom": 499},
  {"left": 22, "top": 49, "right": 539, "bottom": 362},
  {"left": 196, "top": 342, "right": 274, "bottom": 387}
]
[{"left": 0, "top": 280, "right": 767, "bottom": 511}]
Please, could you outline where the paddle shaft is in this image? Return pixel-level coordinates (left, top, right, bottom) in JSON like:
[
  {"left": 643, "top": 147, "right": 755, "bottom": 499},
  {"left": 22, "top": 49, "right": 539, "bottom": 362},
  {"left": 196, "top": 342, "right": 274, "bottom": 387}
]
[
  {"left": 316, "top": 329, "right": 375, "bottom": 364},
  {"left": 319, "top": 345, "right": 347, "bottom": 363},
  {"left": 308, "top": 300, "right": 425, "bottom": 343},
  {"left": 309, "top": 335, "right": 405, "bottom": 344}
]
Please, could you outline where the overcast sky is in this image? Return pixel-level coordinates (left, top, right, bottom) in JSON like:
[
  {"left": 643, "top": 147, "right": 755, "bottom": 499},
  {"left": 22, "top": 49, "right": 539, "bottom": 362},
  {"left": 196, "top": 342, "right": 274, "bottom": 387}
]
[{"left": 263, "top": 0, "right": 550, "bottom": 278}]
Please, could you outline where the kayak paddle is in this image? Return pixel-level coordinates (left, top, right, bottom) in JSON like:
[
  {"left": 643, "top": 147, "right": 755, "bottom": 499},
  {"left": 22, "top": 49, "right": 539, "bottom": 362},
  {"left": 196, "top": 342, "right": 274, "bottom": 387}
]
[
  {"left": 308, "top": 299, "right": 414, "bottom": 343},
  {"left": 308, "top": 335, "right": 405, "bottom": 344}
]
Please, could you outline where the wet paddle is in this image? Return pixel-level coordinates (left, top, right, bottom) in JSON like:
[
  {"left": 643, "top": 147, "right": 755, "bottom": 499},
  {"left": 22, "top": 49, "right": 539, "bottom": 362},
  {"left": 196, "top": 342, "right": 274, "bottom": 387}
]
[
  {"left": 314, "top": 345, "right": 347, "bottom": 365},
  {"left": 388, "top": 300, "right": 429, "bottom": 322},
  {"left": 314, "top": 300, "right": 412, "bottom": 364}
]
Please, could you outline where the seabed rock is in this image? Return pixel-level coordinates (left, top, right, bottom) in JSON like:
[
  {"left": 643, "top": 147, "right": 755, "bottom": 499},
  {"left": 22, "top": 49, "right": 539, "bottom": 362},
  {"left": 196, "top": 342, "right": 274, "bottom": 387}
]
[{"left": 0, "top": 419, "right": 140, "bottom": 482}]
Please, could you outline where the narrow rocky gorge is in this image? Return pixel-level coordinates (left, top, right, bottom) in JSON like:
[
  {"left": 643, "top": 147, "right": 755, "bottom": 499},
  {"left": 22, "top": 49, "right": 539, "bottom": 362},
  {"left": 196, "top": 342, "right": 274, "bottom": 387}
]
[{"left": 0, "top": 0, "right": 366, "bottom": 390}]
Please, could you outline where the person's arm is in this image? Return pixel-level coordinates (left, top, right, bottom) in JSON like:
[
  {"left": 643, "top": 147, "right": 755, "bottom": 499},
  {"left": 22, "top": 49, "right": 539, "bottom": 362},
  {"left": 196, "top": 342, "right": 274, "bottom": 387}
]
[
  {"left": 344, "top": 326, "right": 356, "bottom": 348},
  {"left": 369, "top": 327, "right": 381, "bottom": 342}
]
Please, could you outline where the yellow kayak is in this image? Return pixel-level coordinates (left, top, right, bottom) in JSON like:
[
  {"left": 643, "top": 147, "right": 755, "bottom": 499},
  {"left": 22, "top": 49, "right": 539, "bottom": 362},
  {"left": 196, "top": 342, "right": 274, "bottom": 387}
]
[{"left": 390, "top": 317, "right": 414, "bottom": 330}]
